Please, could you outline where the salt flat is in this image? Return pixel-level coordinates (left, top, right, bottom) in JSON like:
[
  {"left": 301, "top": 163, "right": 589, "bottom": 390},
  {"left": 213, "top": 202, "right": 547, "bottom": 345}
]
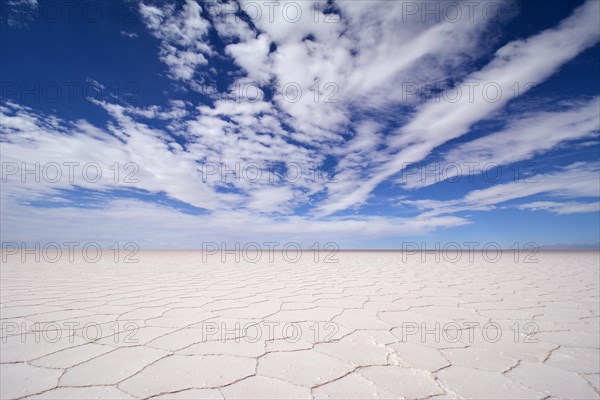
[{"left": 1, "top": 250, "right": 599, "bottom": 399}]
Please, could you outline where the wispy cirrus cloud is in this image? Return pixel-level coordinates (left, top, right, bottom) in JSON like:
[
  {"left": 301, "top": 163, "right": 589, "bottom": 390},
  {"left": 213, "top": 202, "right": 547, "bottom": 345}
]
[
  {"left": 400, "top": 97, "right": 600, "bottom": 189},
  {"left": 1, "top": 0, "right": 599, "bottom": 247},
  {"left": 403, "top": 162, "right": 600, "bottom": 217},
  {"left": 515, "top": 201, "right": 600, "bottom": 215},
  {"left": 314, "top": 0, "right": 600, "bottom": 216},
  {"left": 139, "top": 0, "right": 212, "bottom": 82}
]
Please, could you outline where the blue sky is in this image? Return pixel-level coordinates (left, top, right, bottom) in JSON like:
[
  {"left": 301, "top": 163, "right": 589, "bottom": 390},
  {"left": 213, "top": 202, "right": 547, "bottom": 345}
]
[{"left": 1, "top": 0, "right": 599, "bottom": 249}]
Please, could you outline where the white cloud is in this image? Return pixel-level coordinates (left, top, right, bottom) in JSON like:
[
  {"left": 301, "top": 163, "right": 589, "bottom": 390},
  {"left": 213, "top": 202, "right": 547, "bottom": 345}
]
[
  {"left": 120, "top": 31, "right": 138, "bottom": 39},
  {"left": 401, "top": 97, "right": 600, "bottom": 188},
  {"left": 225, "top": 34, "right": 272, "bottom": 84},
  {"left": 3, "top": 1, "right": 599, "bottom": 247},
  {"left": 516, "top": 201, "right": 600, "bottom": 215},
  {"left": 246, "top": 186, "right": 294, "bottom": 213},
  {"left": 0, "top": 99, "right": 468, "bottom": 246},
  {"left": 314, "top": 0, "right": 600, "bottom": 216},
  {"left": 403, "top": 162, "right": 600, "bottom": 217},
  {"left": 4, "top": 0, "right": 38, "bottom": 28},
  {"left": 139, "top": 0, "right": 212, "bottom": 81},
  {"left": 0, "top": 101, "right": 233, "bottom": 211},
  {"left": 0, "top": 197, "right": 468, "bottom": 249}
]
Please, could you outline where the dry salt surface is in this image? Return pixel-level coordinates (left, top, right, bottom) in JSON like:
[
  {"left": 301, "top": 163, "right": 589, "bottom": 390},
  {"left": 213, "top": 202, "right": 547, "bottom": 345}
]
[{"left": 1, "top": 250, "right": 599, "bottom": 400}]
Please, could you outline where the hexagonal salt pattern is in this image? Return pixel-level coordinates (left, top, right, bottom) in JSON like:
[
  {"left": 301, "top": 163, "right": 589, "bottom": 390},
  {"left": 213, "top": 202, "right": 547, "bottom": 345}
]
[{"left": 1, "top": 251, "right": 598, "bottom": 399}]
